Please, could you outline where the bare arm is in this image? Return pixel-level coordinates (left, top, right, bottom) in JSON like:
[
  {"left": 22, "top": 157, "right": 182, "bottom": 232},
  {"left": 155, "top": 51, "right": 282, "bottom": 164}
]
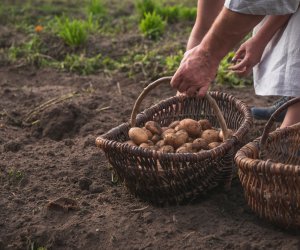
[
  {"left": 251, "top": 14, "right": 291, "bottom": 46},
  {"left": 187, "top": 0, "right": 224, "bottom": 50},
  {"left": 230, "top": 14, "right": 292, "bottom": 75},
  {"left": 171, "top": 7, "right": 264, "bottom": 97}
]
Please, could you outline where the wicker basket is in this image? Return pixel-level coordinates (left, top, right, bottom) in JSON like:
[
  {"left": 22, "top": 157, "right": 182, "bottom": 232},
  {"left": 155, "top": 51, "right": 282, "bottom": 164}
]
[
  {"left": 235, "top": 97, "right": 300, "bottom": 228},
  {"left": 96, "top": 77, "right": 252, "bottom": 205}
]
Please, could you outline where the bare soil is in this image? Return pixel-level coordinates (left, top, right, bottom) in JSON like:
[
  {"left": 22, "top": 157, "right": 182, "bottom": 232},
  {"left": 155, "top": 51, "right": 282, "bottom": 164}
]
[{"left": 0, "top": 64, "right": 300, "bottom": 250}]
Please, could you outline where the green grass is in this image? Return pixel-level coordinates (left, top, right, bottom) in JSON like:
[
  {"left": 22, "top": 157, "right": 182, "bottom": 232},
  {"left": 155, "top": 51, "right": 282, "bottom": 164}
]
[
  {"left": 86, "top": 0, "right": 106, "bottom": 17},
  {"left": 139, "top": 12, "right": 166, "bottom": 40},
  {"left": 56, "top": 53, "right": 102, "bottom": 75},
  {"left": 55, "top": 16, "right": 89, "bottom": 46}
]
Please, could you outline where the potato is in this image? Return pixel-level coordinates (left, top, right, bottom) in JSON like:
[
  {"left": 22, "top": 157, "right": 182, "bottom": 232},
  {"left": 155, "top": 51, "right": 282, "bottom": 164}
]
[
  {"left": 159, "top": 145, "right": 175, "bottom": 153},
  {"left": 128, "top": 127, "right": 149, "bottom": 145},
  {"left": 124, "top": 140, "right": 136, "bottom": 146},
  {"left": 182, "top": 142, "right": 196, "bottom": 152},
  {"left": 162, "top": 128, "right": 175, "bottom": 138},
  {"left": 188, "top": 137, "right": 194, "bottom": 142},
  {"left": 161, "top": 127, "right": 169, "bottom": 132},
  {"left": 156, "top": 140, "right": 165, "bottom": 148},
  {"left": 149, "top": 145, "right": 159, "bottom": 151},
  {"left": 198, "top": 119, "right": 212, "bottom": 130},
  {"left": 219, "top": 129, "right": 234, "bottom": 141},
  {"left": 201, "top": 129, "right": 220, "bottom": 144},
  {"left": 208, "top": 142, "right": 221, "bottom": 149},
  {"left": 178, "top": 118, "right": 202, "bottom": 138},
  {"left": 145, "top": 121, "right": 162, "bottom": 135},
  {"left": 151, "top": 134, "right": 161, "bottom": 144},
  {"left": 139, "top": 142, "right": 150, "bottom": 149},
  {"left": 192, "top": 138, "right": 209, "bottom": 150},
  {"left": 163, "top": 133, "right": 177, "bottom": 146},
  {"left": 169, "top": 120, "right": 180, "bottom": 129},
  {"left": 173, "top": 130, "right": 189, "bottom": 148},
  {"left": 176, "top": 146, "right": 191, "bottom": 153},
  {"left": 142, "top": 127, "right": 153, "bottom": 139}
]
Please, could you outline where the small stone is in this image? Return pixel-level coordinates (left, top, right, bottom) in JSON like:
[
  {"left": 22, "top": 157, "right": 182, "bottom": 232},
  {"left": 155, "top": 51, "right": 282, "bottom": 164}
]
[{"left": 79, "top": 177, "right": 92, "bottom": 191}]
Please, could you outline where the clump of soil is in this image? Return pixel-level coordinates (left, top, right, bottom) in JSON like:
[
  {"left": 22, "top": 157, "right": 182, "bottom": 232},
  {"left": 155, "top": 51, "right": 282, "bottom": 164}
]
[{"left": 34, "top": 102, "right": 90, "bottom": 141}]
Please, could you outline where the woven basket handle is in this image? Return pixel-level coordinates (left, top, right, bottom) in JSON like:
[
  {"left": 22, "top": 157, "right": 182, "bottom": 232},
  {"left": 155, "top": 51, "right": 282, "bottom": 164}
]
[
  {"left": 130, "top": 76, "right": 230, "bottom": 141},
  {"left": 260, "top": 97, "right": 300, "bottom": 148}
]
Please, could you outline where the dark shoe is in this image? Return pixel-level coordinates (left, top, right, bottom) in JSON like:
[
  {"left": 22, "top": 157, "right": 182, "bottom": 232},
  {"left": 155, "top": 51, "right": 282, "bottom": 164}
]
[{"left": 251, "top": 96, "right": 290, "bottom": 122}]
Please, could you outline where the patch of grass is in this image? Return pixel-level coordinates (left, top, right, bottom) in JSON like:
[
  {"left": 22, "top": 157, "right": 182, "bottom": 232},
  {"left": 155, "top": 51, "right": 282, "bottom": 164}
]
[
  {"left": 55, "top": 16, "right": 88, "bottom": 47},
  {"left": 216, "top": 51, "right": 252, "bottom": 87},
  {"left": 164, "top": 50, "right": 184, "bottom": 74},
  {"left": 139, "top": 12, "right": 166, "bottom": 40},
  {"left": 7, "top": 34, "right": 50, "bottom": 67},
  {"left": 86, "top": 0, "right": 106, "bottom": 17},
  {"left": 135, "top": 0, "right": 158, "bottom": 19},
  {"left": 178, "top": 6, "right": 197, "bottom": 21},
  {"left": 56, "top": 53, "right": 102, "bottom": 75}
]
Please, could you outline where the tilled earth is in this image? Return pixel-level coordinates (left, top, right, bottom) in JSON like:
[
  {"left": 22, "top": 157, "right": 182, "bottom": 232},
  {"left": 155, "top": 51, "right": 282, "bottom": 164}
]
[{"left": 0, "top": 66, "right": 299, "bottom": 250}]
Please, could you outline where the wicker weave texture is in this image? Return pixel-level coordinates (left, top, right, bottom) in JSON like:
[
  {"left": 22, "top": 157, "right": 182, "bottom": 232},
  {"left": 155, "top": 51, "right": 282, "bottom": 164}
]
[
  {"left": 235, "top": 123, "right": 300, "bottom": 228},
  {"left": 97, "top": 92, "right": 252, "bottom": 205}
]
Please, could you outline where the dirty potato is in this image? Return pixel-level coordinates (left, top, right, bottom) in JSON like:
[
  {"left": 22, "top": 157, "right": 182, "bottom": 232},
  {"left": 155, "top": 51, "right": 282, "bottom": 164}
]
[
  {"left": 201, "top": 129, "right": 220, "bottom": 144},
  {"left": 159, "top": 145, "right": 175, "bottom": 153},
  {"left": 128, "top": 127, "right": 149, "bottom": 145},
  {"left": 198, "top": 119, "right": 212, "bottom": 130},
  {"left": 192, "top": 138, "right": 209, "bottom": 151},
  {"left": 178, "top": 118, "right": 202, "bottom": 138},
  {"left": 145, "top": 121, "right": 162, "bottom": 135},
  {"left": 208, "top": 142, "right": 221, "bottom": 149}
]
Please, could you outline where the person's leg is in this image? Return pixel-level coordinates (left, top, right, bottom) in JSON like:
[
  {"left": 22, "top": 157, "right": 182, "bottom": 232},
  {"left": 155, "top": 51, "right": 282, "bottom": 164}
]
[
  {"left": 186, "top": 0, "right": 224, "bottom": 50},
  {"left": 280, "top": 101, "right": 300, "bottom": 128},
  {"left": 251, "top": 96, "right": 290, "bottom": 122}
]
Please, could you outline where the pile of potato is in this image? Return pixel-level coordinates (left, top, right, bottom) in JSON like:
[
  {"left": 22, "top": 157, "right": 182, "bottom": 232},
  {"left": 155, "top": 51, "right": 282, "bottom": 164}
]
[{"left": 126, "top": 118, "right": 233, "bottom": 153}]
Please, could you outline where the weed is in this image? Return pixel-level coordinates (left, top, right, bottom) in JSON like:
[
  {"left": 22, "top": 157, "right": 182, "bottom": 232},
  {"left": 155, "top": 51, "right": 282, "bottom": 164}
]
[
  {"left": 216, "top": 52, "right": 252, "bottom": 87},
  {"left": 157, "top": 5, "right": 180, "bottom": 23},
  {"left": 8, "top": 168, "right": 24, "bottom": 182},
  {"left": 139, "top": 12, "right": 166, "bottom": 40},
  {"left": 8, "top": 34, "right": 49, "bottom": 67},
  {"left": 178, "top": 6, "right": 197, "bottom": 21},
  {"left": 55, "top": 16, "right": 88, "bottom": 47},
  {"left": 86, "top": 0, "right": 106, "bottom": 17},
  {"left": 165, "top": 50, "right": 184, "bottom": 73},
  {"left": 135, "top": 0, "right": 158, "bottom": 19},
  {"left": 57, "top": 53, "right": 102, "bottom": 75}
]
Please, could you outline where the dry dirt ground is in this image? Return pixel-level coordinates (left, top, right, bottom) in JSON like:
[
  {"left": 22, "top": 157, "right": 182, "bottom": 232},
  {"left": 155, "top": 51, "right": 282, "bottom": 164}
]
[{"left": 0, "top": 65, "right": 300, "bottom": 250}]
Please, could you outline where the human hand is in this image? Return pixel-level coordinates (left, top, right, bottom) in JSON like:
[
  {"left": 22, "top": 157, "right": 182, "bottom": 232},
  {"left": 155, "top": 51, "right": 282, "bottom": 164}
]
[
  {"left": 229, "top": 38, "right": 265, "bottom": 76},
  {"left": 171, "top": 47, "right": 219, "bottom": 97}
]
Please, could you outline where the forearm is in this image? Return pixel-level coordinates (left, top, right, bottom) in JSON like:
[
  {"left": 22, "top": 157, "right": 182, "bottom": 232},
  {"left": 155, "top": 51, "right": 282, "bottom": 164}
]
[
  {"left": 195, "top": 7, "right": 264, "bottom": 61},
  {"left": 187, "top": 0, "right": 224, "bottom": 50},
  {"left": 252, "top": 14, "right": 292, "bottom": 46}
]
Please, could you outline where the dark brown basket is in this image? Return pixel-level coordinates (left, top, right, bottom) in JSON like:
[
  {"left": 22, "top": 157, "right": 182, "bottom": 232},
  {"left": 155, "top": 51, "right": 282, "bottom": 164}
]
[
  {"left": 235, "top": 97, "right": 300, "bottom": 228},
  {"left": 96, "top": 77, "right": 253, "bottom": 205}
]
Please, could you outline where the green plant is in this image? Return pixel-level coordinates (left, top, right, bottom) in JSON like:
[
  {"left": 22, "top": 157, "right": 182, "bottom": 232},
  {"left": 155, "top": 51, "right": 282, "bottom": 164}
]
[
  {"left": 165, "top": 50, "right": 184, "bottom": 73},
  {"left": 8, "top": 169, "right": 24, "bottom": 182},
  {"left": 55, "top": 16, "right": 88, "bottom": 46},
  {"left": 7, "top": 35, "right": 49, "bottom": 67},
  {"left": 216, "top": 51, "right": 252, "bottom": 87},
  {"left": 157, "top": 5, "right": 180, "bottom": 23},
  {"left": 57, "top": 53, "right": 102, "bottom": 75},
  {"left": 139, "top": 12, "right": 165, "bottom": 40},
  {"left": 87, "top": 0, "right": 106, "bottom": 16},
  {"left": 178, "top": 7, "right": 197, "bottom": 21},
  {"left": 135, "top": 0, "right": 158, "bottom": 19}
]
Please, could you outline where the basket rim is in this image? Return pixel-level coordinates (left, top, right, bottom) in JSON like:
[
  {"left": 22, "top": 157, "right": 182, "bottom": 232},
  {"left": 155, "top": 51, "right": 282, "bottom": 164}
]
[
  {"left": 96, "top": 91, "right": 252, "bottom": 162},
  {"left": 235, "top": 125, "right": 300, "bottom": 175}
]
